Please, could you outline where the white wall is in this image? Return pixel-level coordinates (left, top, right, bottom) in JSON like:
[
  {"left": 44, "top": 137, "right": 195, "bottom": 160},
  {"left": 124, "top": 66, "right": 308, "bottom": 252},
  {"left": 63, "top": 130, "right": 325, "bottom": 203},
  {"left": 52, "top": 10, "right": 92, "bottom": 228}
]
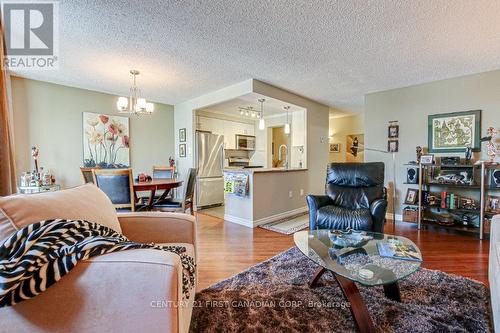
[
  {"left": 11, "top": 77, "right": 175, "bottom": 188},
  {"left": 365, "top": 69, "right": 500, "bottom": 215},
  {"left": 329, "top": 114, "right": 364, "bottom": 162}
]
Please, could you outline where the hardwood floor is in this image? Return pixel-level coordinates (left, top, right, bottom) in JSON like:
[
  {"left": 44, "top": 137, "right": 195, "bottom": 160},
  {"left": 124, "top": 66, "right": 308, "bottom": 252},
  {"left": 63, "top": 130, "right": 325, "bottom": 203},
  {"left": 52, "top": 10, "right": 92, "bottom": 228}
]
[{"left": 195, "top": 212, "right": 490, "bottom": 291}]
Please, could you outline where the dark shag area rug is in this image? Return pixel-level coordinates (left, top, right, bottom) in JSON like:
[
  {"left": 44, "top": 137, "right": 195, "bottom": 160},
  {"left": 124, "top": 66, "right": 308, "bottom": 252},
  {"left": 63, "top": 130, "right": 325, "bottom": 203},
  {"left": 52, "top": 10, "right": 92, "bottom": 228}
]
[{"left": 190, "top": 247, "right": 492, "bottom": 332}]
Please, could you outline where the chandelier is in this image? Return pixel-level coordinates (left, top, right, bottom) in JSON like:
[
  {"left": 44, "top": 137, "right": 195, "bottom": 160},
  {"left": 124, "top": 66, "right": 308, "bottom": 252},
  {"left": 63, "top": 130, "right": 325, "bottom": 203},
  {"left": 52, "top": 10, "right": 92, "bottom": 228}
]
[{"left": 116, "top": 70, "right": 154, "bottom": 115}]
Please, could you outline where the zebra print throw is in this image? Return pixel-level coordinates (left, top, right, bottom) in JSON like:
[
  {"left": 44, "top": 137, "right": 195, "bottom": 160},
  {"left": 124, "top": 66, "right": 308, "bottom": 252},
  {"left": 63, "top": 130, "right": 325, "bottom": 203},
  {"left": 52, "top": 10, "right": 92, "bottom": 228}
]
[{"left": 0, "top": 219, "right": 196, "bottom": 308}]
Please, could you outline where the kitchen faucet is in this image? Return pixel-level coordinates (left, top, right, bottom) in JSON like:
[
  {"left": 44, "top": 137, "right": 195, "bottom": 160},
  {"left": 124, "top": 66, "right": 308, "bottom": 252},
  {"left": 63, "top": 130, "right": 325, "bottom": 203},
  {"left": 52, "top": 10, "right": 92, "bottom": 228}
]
[{"left": 278, "top": 144, "right": 288, "bottom": 169}]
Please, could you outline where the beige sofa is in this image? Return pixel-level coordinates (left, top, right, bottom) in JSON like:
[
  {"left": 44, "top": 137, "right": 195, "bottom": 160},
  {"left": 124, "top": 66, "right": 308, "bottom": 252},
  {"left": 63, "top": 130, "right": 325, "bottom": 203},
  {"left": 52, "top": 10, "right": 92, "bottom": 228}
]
[
  {"left": 0, "top": 184, "right": 196, "bottom": 333},
  {"left": 490, "top": 215, "right": 500, "bottom": 332}
]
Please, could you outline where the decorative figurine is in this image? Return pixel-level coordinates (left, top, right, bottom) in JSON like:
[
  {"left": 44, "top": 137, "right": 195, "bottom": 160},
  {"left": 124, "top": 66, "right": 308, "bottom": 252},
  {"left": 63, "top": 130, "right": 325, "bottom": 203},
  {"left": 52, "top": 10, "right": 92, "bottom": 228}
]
[
  {"left": 31, "top": 146, "right": 39, "bottom": 174},
  {"left": 169, "top": 156, "right": 175, "bottom": 167},
  {"left": 464, "top": 146, "right": 472, "bottom": 164},
  {"left": 416, "top": 146, "right": 422, "bottom": 163},
  {"left": 480, "top": 127, "right": 498, "bottom": 162}
]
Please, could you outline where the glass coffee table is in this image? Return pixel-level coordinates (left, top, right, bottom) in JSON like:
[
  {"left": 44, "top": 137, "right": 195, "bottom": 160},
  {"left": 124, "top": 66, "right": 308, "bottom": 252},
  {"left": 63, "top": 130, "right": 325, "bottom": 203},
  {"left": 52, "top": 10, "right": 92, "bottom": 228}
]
[{"left": 294, "top": 229, "right": 422, "bottom": 333}]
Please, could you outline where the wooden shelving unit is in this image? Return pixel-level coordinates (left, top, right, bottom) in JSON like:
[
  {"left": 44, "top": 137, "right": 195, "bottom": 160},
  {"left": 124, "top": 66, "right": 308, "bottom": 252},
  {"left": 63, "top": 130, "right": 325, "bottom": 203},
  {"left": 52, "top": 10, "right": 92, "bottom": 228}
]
[{"left": 406, "top": 162, "right": 500, "bottom": 240}]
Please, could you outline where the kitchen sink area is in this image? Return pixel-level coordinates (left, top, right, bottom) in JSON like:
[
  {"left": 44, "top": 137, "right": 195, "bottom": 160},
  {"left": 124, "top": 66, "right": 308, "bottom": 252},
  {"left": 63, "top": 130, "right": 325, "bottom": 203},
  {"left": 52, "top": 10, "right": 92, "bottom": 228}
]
[{"left": 194, "top": 92, "right": 308, "bottom": 226}]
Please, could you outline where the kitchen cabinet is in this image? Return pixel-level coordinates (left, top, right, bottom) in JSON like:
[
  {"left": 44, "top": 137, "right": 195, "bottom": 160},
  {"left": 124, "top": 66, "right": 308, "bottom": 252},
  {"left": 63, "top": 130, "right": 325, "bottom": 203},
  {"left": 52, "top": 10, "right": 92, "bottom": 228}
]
[
  {"left": 291, "top": 110, "right": 305, "bottom": 147},
  {"left": 197, "top": 116, "right": 255, "bottom": 149}
]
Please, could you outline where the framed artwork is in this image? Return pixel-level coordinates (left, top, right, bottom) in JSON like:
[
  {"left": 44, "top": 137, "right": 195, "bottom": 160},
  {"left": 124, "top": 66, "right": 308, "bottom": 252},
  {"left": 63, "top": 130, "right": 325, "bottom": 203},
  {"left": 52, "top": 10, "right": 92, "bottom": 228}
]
[
  {"left": 329, "top": 143, "right": 340, "bottom": 153},
  {"left": 388, "top": 121, "right": 399, "bottom": 138},
  {"left": 428, "top": 110, "right": 481, "bottom": 153},
  {"left": 420, "top": 154, "right": 434, "bottom": 165},
  {"left": 388, "top": 139, "right": 398, "bottom": 153},
  {"left": 404, "top": 188, "right": 418, "bottom": 205},
  {"left": 179, "top": 128, "right": 186, "bottom": 142},
  {"left": 82, "top": 112, "right": 130, "bottom": 168},
  {"left": 179, "top": 144, "right": 186, "bottom": 158},
  {"left": 346, "top": 134, "right": 364, "bottom": 162}
]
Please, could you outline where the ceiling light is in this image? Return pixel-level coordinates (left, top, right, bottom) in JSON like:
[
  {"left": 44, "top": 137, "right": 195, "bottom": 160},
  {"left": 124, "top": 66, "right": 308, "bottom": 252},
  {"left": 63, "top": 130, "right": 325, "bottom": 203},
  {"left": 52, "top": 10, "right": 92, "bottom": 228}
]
[
  {"left": 117, "top": 70, "right": 154, "bottom": 115},
  {"left": 284, "top": 106, "right": 291, "bottom": 134},
  {"left": 258, "top": 98, "right": 266, "bottom": 130}
]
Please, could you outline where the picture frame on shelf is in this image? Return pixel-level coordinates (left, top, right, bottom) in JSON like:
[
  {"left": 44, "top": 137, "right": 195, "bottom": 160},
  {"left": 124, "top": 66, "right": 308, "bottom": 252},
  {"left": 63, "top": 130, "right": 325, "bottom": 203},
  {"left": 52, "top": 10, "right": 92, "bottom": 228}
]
[
  {"left": 179, "top": 128, "right": 186, "bottom": 142},
  {"left": 428, "top": 110, "right": 481, "bottom": 153},
  {"left": 420, "top": 154, "right": 434, "bottom": 165},
  {"left": 179, "top": 144, "right": 186, "bottom": 158},
  {"left": 404, "top": 188, "right": 419, "bottom": 205},
  {"left": 490, "top": 169, "right": 500, "bottom": 188},
  {"left": 329, "top": 143, "right": 340, "bottom": 153},
  {"left": 487, "top": 195, "right": 500, "bottom": 214}
]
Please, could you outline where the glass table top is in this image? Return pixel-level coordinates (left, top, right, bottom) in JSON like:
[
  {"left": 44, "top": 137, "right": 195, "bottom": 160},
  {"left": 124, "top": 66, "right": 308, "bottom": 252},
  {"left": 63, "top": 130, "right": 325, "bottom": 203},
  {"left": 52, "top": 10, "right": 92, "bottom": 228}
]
[{"left": 294, "top": 229, "right": 422, "bottom": 286}]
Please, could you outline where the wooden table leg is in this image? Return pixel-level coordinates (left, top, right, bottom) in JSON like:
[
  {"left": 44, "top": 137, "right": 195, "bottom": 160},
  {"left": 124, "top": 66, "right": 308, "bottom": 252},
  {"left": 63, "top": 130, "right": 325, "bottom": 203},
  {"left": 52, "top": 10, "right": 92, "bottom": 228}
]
[
  {"left": 383, "top": 282, "right": 401, "bottom": 302},
  {"left": 156, "top": 188, "right": 171, "bottom": 202},
  {"left": 309, "top": 267, "right": 326, "bottom": 288},
  {"left": 334, "top": 273, "right": 376, "bottom": 333}
]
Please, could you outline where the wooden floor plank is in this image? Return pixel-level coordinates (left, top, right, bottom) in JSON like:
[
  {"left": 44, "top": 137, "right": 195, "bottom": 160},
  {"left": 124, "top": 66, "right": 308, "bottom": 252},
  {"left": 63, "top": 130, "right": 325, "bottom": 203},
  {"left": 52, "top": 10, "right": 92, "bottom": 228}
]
[{"left": 195, "top": 213, "right": 490, "bottom": 291}]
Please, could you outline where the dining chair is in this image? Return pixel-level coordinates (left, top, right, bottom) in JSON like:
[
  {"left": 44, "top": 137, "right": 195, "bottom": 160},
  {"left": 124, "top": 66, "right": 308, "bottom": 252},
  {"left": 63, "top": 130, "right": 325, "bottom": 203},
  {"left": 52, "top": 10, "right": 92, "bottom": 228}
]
[
  {"left": 92, "top": 168, "right": 138, "bottom": 212},
  {"left": 152, "top": 166, "right": 176, "bottom": 199},
  {"left": 152, "top": 168, "right": 197, "bottom": 215},
  {"left": 152, "top": 166, "right": 175, "bottom": 179},
  {"left": 80, "top": 166, "right": 100, "bottom": 184}
]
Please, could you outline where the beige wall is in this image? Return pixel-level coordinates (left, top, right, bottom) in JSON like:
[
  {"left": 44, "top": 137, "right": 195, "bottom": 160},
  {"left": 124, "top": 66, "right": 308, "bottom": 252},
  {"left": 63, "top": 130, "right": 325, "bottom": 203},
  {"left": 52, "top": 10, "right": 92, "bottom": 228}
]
[
  {"left": 11, "top": 77, "right": 175, "bottom": 188},
  {"left": 328, "top": 114, "right": 364, "bottom": 163},
  {"left": 365, "top": 69, "right": 500, "bottom": 216}
]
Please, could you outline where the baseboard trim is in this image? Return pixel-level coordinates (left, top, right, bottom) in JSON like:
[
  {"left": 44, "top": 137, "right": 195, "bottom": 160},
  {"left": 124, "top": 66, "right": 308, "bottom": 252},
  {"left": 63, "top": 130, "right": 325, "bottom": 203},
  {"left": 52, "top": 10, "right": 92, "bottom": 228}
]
[
  {"left": 225, "top": 206, "right": 308, "bottom": 228},
  {"left": 253, "top": 206, "right": 308, "bottom": 227},
  {"left": 386, "top": 213, "right": 403, "bottom": 222},
  {"left": 223, "top": 214, "right": 254, "bottom": 228}
]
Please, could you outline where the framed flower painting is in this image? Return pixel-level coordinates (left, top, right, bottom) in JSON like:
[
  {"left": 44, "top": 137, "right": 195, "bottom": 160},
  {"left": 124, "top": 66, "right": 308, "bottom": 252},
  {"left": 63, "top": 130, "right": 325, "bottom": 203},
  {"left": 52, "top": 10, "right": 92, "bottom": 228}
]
[{"left": 82, "top": 112, "right": 130, "bottom": 168}]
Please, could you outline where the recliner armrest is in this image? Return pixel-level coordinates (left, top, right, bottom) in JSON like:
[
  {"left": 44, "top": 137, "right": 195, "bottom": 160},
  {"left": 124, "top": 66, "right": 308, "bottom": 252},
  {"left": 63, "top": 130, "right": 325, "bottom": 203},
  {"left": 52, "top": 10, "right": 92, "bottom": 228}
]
[
  {"left": 306, "top": 195, "right": 333, "bottom": 230},
  {"left": 370, "top": 198, "right": 388, "bottom": 233}
]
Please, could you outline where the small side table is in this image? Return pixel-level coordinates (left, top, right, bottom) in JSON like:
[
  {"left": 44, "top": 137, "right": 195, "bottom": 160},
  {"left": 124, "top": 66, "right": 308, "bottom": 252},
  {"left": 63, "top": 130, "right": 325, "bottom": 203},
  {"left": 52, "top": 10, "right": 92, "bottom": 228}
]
[{"left": 18, "top": 184, "right": 61, "bottom": 194}]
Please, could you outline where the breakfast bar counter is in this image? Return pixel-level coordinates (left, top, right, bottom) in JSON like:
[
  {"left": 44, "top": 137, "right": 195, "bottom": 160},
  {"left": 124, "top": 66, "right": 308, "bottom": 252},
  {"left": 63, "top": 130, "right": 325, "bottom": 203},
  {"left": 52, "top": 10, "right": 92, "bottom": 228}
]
[{"left": 223, "top": 168, "right": 308, "bottom": 228}]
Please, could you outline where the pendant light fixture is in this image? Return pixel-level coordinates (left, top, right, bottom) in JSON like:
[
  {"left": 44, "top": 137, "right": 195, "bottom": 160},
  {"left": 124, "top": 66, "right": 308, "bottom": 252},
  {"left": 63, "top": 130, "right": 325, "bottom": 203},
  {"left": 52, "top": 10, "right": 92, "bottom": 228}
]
[
  {"left": 116, "top": 70, "right": 154, "bottom": 115},
  {"left": 258, "top": 98, "right": 266, "bottom": 130},
  {"left": 284, "top": 106, "right": 291, "bottom": 134}
]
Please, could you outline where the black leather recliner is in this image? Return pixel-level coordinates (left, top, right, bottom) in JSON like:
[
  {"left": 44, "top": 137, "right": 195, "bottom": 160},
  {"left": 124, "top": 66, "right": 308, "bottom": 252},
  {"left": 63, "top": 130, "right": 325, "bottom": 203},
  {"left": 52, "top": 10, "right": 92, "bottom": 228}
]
[{"left": 306, "top": 162, "right": 387, "bottom": 233}]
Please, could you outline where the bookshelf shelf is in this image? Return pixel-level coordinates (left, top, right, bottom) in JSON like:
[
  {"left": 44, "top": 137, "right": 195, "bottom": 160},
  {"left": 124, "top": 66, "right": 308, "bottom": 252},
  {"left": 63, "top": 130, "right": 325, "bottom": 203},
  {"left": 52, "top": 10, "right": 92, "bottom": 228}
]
[{"left": 404, "top": 161, "right": 499, "bottom": 240}]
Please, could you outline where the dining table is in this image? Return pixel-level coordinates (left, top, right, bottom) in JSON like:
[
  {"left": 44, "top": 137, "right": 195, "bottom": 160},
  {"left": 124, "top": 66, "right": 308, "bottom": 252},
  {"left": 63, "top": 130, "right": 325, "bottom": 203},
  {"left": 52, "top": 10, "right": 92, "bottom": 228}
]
[{"left": 133, "top": 178, "right": 183, "bottom": 211}]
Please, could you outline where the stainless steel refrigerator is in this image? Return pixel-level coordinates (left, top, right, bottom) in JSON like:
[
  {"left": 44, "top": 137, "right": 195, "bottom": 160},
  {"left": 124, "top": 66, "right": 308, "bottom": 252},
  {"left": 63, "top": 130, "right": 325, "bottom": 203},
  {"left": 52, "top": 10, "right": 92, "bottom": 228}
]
[{"left": 195, "top": 131, "right": 225, "bottom": 209}]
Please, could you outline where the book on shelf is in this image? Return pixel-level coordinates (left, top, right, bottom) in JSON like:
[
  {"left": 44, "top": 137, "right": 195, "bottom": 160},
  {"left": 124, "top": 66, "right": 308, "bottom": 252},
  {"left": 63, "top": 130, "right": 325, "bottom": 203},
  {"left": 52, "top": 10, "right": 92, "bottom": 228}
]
[
  {"left": 441, "top": 191, "right": 447, "bottom": 208},
  {"left": 377, "top": 242, "right": 422, "bottom": 262}
]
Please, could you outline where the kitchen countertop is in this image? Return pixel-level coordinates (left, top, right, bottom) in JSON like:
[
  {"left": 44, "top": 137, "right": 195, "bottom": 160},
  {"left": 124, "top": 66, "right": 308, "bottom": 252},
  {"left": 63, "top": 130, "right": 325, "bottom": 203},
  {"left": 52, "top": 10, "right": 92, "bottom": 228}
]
[{"left": 224, "top": 167, "right": 308, "bottom": 173}]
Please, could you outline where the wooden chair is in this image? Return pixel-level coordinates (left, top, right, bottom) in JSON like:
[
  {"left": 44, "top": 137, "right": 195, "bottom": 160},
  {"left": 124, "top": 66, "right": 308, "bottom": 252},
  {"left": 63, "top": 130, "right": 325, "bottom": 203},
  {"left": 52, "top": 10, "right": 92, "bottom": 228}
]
[
  {"left": 152, "top": 166, "right": 175, "bottom": 179},
  {"left": 92, "top": 168, "right": 137, "bottom": 212},
  {"left": 80, "top": 166, "right": 100, "bottom": 184},
  {"left": 151, "top": 166, "right": 176, "bottom": 200},
  {"left": 152, "top": 168, "right": 197, "bottom": 215}
]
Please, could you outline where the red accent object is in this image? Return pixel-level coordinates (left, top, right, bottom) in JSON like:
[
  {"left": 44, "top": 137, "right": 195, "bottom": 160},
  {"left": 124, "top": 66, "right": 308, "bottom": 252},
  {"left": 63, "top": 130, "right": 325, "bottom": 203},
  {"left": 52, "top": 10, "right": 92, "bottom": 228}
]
[{"left": 441, "top": 191, "right": 447, "bottom": 208}]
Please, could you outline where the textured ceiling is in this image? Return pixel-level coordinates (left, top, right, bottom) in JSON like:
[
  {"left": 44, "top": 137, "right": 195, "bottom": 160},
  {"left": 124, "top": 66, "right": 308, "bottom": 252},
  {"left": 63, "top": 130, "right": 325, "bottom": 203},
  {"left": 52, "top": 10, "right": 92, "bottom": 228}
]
[{"left": 12, "top": 0, "right": 500, "bottom": 112}]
